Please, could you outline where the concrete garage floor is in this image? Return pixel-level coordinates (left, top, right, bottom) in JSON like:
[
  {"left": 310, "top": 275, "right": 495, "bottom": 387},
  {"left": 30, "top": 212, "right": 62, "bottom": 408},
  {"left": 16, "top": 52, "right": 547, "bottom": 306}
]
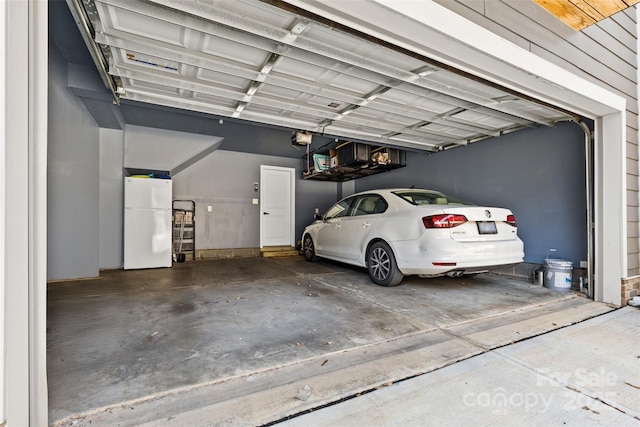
[{"left": 47, "top": 257, "right": 614, "bottom": 426}]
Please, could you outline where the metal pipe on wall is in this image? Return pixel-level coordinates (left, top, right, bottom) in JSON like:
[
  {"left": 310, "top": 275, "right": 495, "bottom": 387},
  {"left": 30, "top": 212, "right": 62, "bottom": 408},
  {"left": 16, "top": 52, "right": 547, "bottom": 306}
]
[{"left": 576, "top": 120, "right": 594, "bottom": 299}]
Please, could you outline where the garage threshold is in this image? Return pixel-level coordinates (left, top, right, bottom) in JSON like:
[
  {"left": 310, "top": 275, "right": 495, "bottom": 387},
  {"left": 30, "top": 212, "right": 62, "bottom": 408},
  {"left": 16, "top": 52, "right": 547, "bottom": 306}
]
[{"left": 47, "top": 257, "right": 614, "bottom": 426}]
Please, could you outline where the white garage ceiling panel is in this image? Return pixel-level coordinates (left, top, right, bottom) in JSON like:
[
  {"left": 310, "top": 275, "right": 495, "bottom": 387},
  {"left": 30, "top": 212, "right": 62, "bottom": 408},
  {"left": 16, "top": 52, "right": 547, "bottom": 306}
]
[{"left": 75, "top": 0, "right": 576, "bottom": 152}]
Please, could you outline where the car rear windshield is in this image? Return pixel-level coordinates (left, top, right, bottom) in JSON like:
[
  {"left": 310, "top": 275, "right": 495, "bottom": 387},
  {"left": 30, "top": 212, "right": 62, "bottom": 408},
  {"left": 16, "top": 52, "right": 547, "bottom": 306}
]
[{"left": 392, "top": 190, "right": 474, "bottom": 206}]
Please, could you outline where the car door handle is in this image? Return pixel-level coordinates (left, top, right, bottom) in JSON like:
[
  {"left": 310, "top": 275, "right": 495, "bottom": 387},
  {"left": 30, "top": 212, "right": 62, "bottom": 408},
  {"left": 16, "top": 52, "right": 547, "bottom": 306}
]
[
  {"left": 263, "top": 212, "right": 269, "bottom": 215},
  {"left": 362, "top": 222, "right": 371, "bottom": 228},
  {"left": 335, "top": 224, "right": 341, "bottom": 229}
]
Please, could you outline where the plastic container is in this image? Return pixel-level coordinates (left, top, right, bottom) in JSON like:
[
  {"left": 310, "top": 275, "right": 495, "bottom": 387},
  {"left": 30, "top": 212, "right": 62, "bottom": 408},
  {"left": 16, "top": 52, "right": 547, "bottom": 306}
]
[
  {"left": 313, "top": 153, "right": 331, "bottom": 171},
  {"left": 543, "top": 259, "right": 573, "bottom": 291},
  {"left": 533, "top": 269, "right": 544, "bottom": 286}
]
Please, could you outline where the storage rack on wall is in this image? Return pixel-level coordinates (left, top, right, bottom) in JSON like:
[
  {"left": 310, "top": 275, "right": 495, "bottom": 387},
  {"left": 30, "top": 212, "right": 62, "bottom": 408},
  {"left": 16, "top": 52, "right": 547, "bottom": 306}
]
[
  {"left": 172, "top": 200, "right": 196, "bottom": 262},
  {"left": 302, "top": 140, "right": 406, "bottom": 182}
]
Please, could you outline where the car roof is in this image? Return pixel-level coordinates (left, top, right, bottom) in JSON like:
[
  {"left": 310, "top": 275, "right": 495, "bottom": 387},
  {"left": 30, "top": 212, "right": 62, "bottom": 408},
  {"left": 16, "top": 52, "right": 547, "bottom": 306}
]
[{"left": 351, "top": 188, "right": 443, "bottom": 196}]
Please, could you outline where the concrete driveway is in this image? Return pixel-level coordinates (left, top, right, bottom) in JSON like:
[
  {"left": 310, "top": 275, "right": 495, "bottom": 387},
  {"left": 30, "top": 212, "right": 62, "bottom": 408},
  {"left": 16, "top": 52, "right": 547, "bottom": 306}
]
[
  {"left": 285, "top": 307, "right": 639, "bottom": 426},
  {"left": 47, "top": 257, "right": 614, "bottom": 426}
]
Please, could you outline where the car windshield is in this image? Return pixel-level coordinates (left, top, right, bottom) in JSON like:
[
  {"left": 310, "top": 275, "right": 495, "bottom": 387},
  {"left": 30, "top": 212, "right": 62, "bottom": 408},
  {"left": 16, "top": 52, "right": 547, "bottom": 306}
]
[{"left": 392, "top": 190, "right": 474, "bottom": 206}]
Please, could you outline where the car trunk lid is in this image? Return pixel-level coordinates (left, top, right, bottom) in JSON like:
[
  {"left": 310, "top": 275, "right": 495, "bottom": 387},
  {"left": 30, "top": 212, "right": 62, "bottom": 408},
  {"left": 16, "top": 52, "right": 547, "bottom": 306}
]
[{"left": 440, "top": 206, "right": 518, "bottom": 242}]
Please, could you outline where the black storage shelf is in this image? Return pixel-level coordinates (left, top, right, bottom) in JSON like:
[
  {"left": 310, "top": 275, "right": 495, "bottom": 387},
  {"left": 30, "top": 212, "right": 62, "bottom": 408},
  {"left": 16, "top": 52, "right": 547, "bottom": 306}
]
[{"left": 303, "top": 141, "right": 406, "bottom": 182}]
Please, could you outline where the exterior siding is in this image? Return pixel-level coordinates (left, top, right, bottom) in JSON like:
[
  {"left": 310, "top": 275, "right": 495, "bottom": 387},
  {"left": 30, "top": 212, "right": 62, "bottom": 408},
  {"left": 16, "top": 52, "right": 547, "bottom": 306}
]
[{"left": 434, "top": 0, "right": 640, "bottom": 277}]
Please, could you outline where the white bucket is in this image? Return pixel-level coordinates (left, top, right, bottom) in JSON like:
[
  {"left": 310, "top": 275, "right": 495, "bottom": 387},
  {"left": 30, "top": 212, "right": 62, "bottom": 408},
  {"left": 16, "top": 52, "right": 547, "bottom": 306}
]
[{"left": 543, "top": 259, "right": 573, "bottom": 291}]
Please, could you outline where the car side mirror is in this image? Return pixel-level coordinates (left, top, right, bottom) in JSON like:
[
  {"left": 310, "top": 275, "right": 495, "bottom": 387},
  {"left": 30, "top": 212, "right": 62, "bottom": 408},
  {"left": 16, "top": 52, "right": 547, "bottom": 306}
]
[{"left": 314, "top": 213, "right": 324, "bottom": 220}]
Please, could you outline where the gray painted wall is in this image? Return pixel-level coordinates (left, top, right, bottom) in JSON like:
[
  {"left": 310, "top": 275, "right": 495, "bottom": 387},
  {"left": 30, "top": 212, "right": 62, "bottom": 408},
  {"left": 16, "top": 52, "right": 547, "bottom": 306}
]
[
  {"left": 118, "top": 103, "right": 338, "bottom": 160},
  {"left": 48, "top": 43, "right": 101, "bottom": 281},
  {"left": 355, "top": 122, "right": 587, "bottom": 266},
  {"left": 433, "top": 0, "right": 638, "bottom": 274},
  {"left": 172, "top": 150, "right": 338, "bottom": 250},
  {"left": 123, "top": 125, "right": 223, "bottom": 173},
  {"left": 93, "top": 125, "right": 341, "bottom": 271},
  {"left": 99, "top": 128, "right": 124, "bottom": 270}
]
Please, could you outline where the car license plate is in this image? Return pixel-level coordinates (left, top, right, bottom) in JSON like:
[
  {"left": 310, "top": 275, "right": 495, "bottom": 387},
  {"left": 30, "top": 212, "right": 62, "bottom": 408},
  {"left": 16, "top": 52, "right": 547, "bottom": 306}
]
[{"left": 477, "top": 221, "right": 497, "bottom": 234}]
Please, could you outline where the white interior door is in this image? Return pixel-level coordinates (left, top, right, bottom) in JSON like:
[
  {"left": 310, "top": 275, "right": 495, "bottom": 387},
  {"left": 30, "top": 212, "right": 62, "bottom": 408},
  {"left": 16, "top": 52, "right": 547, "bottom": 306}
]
[{"left": 260, "top": 166, "right": 295, "bottom": 247}]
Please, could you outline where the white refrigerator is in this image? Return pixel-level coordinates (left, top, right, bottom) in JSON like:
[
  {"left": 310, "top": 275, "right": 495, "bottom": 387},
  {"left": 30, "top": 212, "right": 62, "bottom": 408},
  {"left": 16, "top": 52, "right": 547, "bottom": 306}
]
[{"left": 124, "top": 177, "right": 173, "bottom": 269}]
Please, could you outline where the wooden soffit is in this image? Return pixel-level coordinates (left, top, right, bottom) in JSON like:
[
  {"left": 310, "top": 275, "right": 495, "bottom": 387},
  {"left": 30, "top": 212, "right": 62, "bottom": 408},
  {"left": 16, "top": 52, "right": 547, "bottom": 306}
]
[{"left": 533, "top": 0, "right": 640, "bottom": 30}]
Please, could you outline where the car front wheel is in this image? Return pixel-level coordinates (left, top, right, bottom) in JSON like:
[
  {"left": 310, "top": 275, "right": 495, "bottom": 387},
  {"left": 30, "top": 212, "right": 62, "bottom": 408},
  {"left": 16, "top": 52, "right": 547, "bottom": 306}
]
[
  {"left": 302, "top": 234, "right": 317, "bottom": 262},
  {"left": 367, "top": 241, "right": 403, "bottom": 286}
]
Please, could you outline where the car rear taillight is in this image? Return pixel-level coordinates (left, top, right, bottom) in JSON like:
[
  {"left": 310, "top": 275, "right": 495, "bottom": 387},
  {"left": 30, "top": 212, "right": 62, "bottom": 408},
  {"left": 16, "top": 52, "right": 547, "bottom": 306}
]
[
  {"left": 506, "top": 214, "right": 517, "bottom": 227},
  {"left": 422, "top": 214, "right": 468, "bottom": 229}
]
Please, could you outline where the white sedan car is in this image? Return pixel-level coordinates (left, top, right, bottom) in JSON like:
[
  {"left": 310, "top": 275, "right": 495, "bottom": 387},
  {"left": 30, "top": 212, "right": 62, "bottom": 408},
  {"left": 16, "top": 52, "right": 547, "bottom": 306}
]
[{"left": 301, "top": 188, "right": 524, "bottom": 286}]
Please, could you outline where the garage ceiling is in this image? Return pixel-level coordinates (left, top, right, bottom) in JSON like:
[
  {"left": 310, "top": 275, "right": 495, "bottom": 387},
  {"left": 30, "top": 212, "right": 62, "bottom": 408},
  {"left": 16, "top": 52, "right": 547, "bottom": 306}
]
[{"left": 69, "top": 0, "right": 576, "bottom": 152}]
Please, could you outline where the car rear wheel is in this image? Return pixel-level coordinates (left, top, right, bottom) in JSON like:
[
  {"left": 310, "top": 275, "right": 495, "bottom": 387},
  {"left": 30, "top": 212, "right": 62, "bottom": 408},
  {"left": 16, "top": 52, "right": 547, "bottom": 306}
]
[
  {"left": 367, "top": 241, "right": 403, "bottom": 286},
  {"left": 303, "top": 234, "right": 317, "bottom": 262}
]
